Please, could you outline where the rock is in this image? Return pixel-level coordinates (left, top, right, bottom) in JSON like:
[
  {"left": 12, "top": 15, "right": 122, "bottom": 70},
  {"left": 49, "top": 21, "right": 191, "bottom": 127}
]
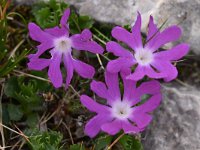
[
  {"left": 68, "top": 0, "right": 200, "bottom": 55},
  {"left": 14, "top": 0, "right": 38, "bottom": 5},
  {"left": 67, "top": 0, "right": 200, "bottom": 55},
  {"left": 142, "top": 83, "right": 200, "bottom": 150},
  {"left": 14, "top": 0, "right": 200, "bottom": 54},
  {"left": 151, "top": 0, "right": 200, "bottom": 55},
  {"left": 67, "top": 0, "right": 135, "bottom": 26}
]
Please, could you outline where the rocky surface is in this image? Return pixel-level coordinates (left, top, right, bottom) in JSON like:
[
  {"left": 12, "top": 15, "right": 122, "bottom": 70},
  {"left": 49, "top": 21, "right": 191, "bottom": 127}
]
[
  {"left": 15, "top": 0, "right": 200, "bottom": 54},
  {"left": 67, "top": 0, "right": 200, "bottom": 55},
  {"left": 142, "top": 83, "right": 200, "bottom": 150}
]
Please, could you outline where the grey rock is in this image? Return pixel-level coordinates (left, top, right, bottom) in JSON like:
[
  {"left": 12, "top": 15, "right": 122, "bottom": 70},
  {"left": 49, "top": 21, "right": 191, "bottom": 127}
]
[
  {"left": 15, "top": 0, "right": 200, "bottom": 54},
  {"left": 142, "top": 83, "right": 200, "bottom": 150},
  {"left": 68, "top": 0, "right": 200, "bottom": 54},
  {"left": 14, "top": 0, "right": 38, "bottom": 5},
  {"left": 67, "top": 0, "right": 135, "bottom": 26},
  {"left": 151, "top": 0, "right": 200, "bottom": 55}
]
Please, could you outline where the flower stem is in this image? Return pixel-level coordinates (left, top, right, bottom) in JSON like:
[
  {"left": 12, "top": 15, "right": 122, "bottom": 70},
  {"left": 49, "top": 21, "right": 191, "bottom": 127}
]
[
  {"left": 107, "top": 132, "right": 125, "bottom": 150},
  {"left": 93, "top": 27, "right": 110, "bottom": 42}
]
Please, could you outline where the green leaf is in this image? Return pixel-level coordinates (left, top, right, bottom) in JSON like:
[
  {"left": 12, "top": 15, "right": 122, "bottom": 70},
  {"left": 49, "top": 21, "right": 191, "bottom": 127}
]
[
  {"left": 5, "top": 76, "right": 44, "bottom": 114},
  {"left": 26, "top": 129, "right": 63, "bottom": 150},
  {"left": 0, "top": 8, "right": 8, "bottom": 61},
  {"left": 26, "top": 113, "right": 38, "bottom": 128},
  {"left": 32, "top": 0, "right": 68, "bottom": 29},
  {"left": 95, "top": 135, "right": 112, "bottom": 150},
  {"left": 119, "top": 135, "right": 143, "bottom": 150},
  {"left": 69, "top": 144, "right": 85, "bottom": 150},
  {"left": 0, "top": 49, "right": 30, "bottom": 77},
  {"left": 78, "top": 16, "right": 94, "bottom": 29},
  {"left": 35, "top": 7, "right": 57, "bottom": 28},
  {"left": 123, "top": 24, "right": 131, "bottom": 31},
  {"left": 4, "top": 77, "right": 19, "bottom": 97},
  {"left": 12, "top": 79, "right": 42, "bottom": 108},
  {"left": 49, "top": 0, "right": 57, "bottom": 10},
  {"left": 7, "top": 104, "right": 23, "bottom": 121},
  {"left": 69, "top": 12, "right": 94, "bottom": 34},
  {"left": 2, "top": 104, "right": 10, "bottom": 124}
]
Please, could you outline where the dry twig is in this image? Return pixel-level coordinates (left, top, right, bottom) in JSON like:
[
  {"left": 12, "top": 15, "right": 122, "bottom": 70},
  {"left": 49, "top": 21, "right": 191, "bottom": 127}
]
[
  {"left": 107, "top": 132, "right": 125, "bottom": 150},
  {"left": 0, "top": 84, "right": 5, "bottom": 150}
]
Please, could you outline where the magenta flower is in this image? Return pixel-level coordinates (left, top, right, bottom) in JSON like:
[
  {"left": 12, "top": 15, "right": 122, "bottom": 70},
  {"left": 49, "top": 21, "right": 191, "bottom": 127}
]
[
  {"left": 80, "top": 69, "right": 161, "bottom": 138},
  {"left": 106, "top": 13, "right": 189, "bottom": 82},
  {"left": 28, "top": 9, "right": 104, "bottom": 88}
]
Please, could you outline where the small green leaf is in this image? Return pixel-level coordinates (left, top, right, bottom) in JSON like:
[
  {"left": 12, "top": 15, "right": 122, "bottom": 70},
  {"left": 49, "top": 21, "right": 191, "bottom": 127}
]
[
  {"left": 79, "top": 16, "right": 94, "bottom": 29},
  {"left": 123, "top": 24, "right": 131, "bottom": 31},
  {"left": 95, "top": 135, "right": 112, "bottom": 150},
  {"left": 7, "top": 104, "right": 23, "bottom": 121},
  {"left": 69, "top": 12, "right": 94, "bottom": 34},
  {"left": 0, "top": 49, "right": 30, "bottom": 77},
  {"left": 2, "top": 104, "right": 10, "bottom": 124},
  {"left": 119, "top": 134, "right": 143, "bottom": 150},
  {"left": 4, "top": 77, "right": 19, "bottom": 97},
  {"left": 26, "top": 113, "right": 38, "bottom": 127},
  {"left": 35, "top": 7, "right": 57, "bottom": 28},
  {"left": 5, "top": 77, "right": 44, "bottom": 115},
  {"left": 26, "top": 129, "right": 63, "bottom": 150},
  {"left": 70, "top": 144, "right": 85, "bottom": 150},
  {"left": 32, "top": 0, "right": 68, "bottom": 29}
]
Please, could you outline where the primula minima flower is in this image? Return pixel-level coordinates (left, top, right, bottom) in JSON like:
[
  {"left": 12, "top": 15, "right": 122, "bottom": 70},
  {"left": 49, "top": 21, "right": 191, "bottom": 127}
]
[
  {"left": 28, "top": 9, "right": 104, "bottom": 88},
  {"left": 80, "top": 69, "right": 161, "bottom": 138},
  {"left": 106, "top": 13, "right": 189, "bottom": 82}
]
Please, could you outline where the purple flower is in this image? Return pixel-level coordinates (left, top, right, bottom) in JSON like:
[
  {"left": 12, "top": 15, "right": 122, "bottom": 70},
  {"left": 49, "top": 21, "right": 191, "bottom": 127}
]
[
  {"left": 106, "top": 13, "right": 189, "bottom": 82},
  {"left": 28, "top": 9, "right": 104, "bottom": 88},
  {"left": 80, "top": 69, "right": 161, "bottom": 138}
]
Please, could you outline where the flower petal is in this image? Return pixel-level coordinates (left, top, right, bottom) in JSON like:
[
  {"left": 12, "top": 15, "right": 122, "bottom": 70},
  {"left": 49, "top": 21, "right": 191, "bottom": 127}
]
[
  {"left": 85, "top": 114, "right": 112, "bottom": 138},
  {"left": 48, "top": 52, "right": 63, "bottom": 88},
  {"left": 131, "top": 12, "right": 143, "bottom": 49},
  {"left": 60, "top": 8, "right": 70, "bottom": 28},
  {"left": 136, "top": 80, "right": 161, "bottom": 97},
  {"left": 73, "top": 59, "right": 95, "bottom": 78},
  {"left": 120, "top": 69, "right": 138, "bottom": 101},
  {"left": 145, "top": 66, "right": 166, "bottom": 79},
  {"left": 134, "top": 94, "right": 162, "bottom": 113},
  {"left": 28, "top": 23, "right": 53, "bottom": 43},
  {"left": 80, "top": 95, "right": 109, "bottom": 113},
  {"left": 122, "top": 120, "right": 141, "bottom": 133},
  {"left": 146, "top": 16, "right": 159, "bottom": 41},
  {"left": 129, "top": 94, "right": 161, "bottom": 128},
  {"left": 105, "top": 71, "right": 121, "bottom": 103},
  {"left": 129, "top": 113, "right": 153, "bottom": 129},
  {"left": 154, "top": 43, "right": 190, "bottom": 61},
  {"left": 151, "top": 60, "right": 178, "bottom": 82},
  {"left": 145, "top": 26, "right": 182, "bottom": 51},
  {"left": 107, "top": 57, "right": 135, "bottom": 73},
  {"left": 63, "top": 53, "right": 74, "bottom": 87},
  {"left": 106, "top": 41, "right": 133, "bottom": 57},
  {"left": 44, "top": 26, "right": 69, "bottom": 37},
  {"left": 101, "top": 120, "right": 122, "bottom": 135},
  {"left": 28, "top": 42, "right": 54, "bottom": 59},
  {"left": 126, "top": 65, "right": 145, "bottom": 81},
  {"left": 90, "top": 80, "right": 108, "bottom": 99},
  {"left": 28, "top": 58, "right": 50, "bottom": 70},
  {"left": 80, "top": 29, "right": 92, "bottom": 40},
  {"left": 111, "top": 26, "right": 136, "bottom": 50},
  {"left": 71, "top": 29, "right": 104, "bottom": 54}
]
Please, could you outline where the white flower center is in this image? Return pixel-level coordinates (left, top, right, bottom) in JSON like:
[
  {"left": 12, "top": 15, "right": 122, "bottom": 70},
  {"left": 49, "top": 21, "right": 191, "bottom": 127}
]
[
  {"left": 111, "top": 100, "right": 132, "bottom": 120},
  {"left": 54, "top": 36, "right": 72, "bottom": 53},
  {"left": 134, "top": 49, "right": 153, "bottom": 66}
]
